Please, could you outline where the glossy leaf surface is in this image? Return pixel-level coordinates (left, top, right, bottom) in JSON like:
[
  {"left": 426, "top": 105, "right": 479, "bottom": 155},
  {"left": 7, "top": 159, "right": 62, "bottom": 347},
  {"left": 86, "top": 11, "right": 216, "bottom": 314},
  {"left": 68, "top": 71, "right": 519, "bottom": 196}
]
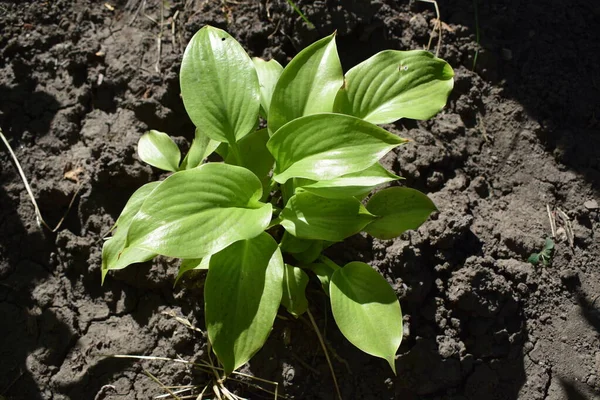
[
  {"left": 334, "top": 50, "right": 454, "bottom": 124},
  {"left": 268, "top": 113, "right": 406, "bottom": 183},
  {"left": 180, "top": 25, "right": 260, "bottom": 143},
  {"left": 268, "top": 33, "right": 343, "bottom": 134},
  {"left": 253, "top": 58, "right": 283, "bottom": 117},
  {"left": 330, "top": 262, "right": 402, "bottom": 373},
  {"left": 205, "top": 233, "right": 284, "bottom": 374},
  {"left": 137, "top": 130, "right": 181, "bottom": 172},
  {"left": 296, "top": 163, "right": 399, "bottom": 199},
  {"left": 224, "top": 129, "right": 274, "bottom": 184},
  {"left": 280, "top": 192, "right": 375, "bottom": 241},
  {"left": 126, "top": 163, "right": 272, "bottom": 259},
  {"left": 281, "top": 264, "right": 309, "bottom": 317},
  {"left": 364, "top": 187, "right": 437, "bottom": 240}
]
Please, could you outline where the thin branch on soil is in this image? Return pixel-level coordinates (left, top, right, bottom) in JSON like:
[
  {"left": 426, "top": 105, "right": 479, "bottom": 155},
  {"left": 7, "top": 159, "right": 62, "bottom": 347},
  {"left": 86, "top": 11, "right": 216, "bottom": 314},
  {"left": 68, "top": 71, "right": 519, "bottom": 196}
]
[
  {"left": 143, "top": 368, "right": 183, "bottom": 400},
  {"left": 556, "top": 208, "right": 574, "bottom": 248},
  {"left": 155, "top": 0, "right": 164, "bottom": 73},
  {"left": 0, "top": 128, "right": 82, "bottom": 233},
  {"left": 417, "top": 0, "right": 442, "bottom": 57},
  {"left": 306, "top": 308, "right": 343, "bottom": 400},
  {"left": 547, "top": 204, "right": 557, "bottom": 238}
]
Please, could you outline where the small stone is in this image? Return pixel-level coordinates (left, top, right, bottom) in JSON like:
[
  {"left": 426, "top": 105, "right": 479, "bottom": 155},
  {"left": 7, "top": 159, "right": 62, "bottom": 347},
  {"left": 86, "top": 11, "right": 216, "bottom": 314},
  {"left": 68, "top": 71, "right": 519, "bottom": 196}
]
[{"left": 584, "top": 199, "right": 598, "bottom": 210}]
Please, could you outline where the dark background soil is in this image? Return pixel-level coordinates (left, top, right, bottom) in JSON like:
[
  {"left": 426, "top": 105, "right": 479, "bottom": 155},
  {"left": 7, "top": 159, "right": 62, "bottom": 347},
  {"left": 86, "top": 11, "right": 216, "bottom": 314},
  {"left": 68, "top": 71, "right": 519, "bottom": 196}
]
[{"left": 1, "top": 1, "right": 599, "bottom": 399}]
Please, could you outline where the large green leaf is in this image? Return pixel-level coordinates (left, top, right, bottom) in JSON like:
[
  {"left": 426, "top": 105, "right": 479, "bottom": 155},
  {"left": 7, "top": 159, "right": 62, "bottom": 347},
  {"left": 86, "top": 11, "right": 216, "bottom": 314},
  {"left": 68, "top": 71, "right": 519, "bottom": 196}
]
[
  {"left": 268, "top": 33, "right": 343, "bottom": 134},
  {"left": 364, "top": 187, "right": 437, "bottom": 240},
  {"left": 281, "top": 264, "right": 309, "bottom": 317},
  {"left": 268, "top": 113, "right": 406, "bottom": 183},
  {"left": 126, "top": 163, "right": 272, "bottom": 259},
  {"left": 296, "top": 163, "right": 399, "bottom": 199},
  {"left": 224, "top": 129, "right": 274, "bottom": 184},
  {"left": 205, "top": 233, "right": 284, "bottom": 374},
  {"left": 180, "top": 128, "right": 220, "bottom": 170},
  {"left": 330, "top": 262, "right": 402, "bottom": 373},
  {"left": 180, "top": 25, "right": 260, "bottom": 143},
  {"left": 280, "top": 192, "right": 375, "bottom": 241},
  {"left": 253, "top": 58, "right": 283, "bottom": 117},
  {"left": 137, "top": 130, "right": 181, "bottom": 172},
  {"left": 333, "top": 50, "right": 454, "bottom": 124},
  {"left": 101, "top": 182, "right": 161, "bottom": 283}
]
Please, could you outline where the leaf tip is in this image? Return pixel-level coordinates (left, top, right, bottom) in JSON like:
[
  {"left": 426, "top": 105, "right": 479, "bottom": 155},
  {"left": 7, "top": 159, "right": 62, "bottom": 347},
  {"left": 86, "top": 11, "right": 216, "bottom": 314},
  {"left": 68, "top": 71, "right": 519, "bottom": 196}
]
[{"left": 387, "top": 356, "right": 397, "bottom": 375}]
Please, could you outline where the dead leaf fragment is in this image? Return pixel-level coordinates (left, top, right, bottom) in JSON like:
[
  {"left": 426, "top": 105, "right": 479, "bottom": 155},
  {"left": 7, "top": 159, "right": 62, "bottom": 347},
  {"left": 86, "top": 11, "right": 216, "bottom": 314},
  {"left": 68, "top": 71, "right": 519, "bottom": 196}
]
[
  {"left": 64, "top": 166, "right": 84, "bottom": 183},
  {"left": 104, "top": 3, "right": 114, "bottom": 11}
]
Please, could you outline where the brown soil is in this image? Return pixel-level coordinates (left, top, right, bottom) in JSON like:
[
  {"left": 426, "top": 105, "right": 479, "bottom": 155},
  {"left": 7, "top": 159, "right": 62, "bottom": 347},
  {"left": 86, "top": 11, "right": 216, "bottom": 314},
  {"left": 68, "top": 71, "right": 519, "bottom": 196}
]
[{"left": 1, "top": 1, "right": 599, "bottom": 399}]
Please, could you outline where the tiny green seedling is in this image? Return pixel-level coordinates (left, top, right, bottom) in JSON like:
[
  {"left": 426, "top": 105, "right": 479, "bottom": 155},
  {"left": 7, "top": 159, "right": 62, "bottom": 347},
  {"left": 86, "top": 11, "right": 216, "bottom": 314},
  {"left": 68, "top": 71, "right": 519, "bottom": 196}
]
[
  {"left": 101, "top": 26, "right": 454, "bottom": 375},
  {"left": 528, "top": 237, "right": 555, "bottom": 266}
]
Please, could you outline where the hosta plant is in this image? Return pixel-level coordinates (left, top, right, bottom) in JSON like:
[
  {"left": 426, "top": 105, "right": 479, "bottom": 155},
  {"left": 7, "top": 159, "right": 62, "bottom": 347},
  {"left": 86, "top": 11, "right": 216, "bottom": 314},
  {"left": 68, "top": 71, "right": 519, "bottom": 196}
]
[{"left": 102, "top": 25, "right": 453, "bottom": 374}]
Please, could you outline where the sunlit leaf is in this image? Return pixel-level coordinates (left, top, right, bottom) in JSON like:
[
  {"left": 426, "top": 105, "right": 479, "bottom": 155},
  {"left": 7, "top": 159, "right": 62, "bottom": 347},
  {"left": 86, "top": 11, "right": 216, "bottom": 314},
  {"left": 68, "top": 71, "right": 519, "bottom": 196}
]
[
  {"left": 126, "top": 163, "right": 272, "bottom": 259},
  {"left": 268, "top": 113, "right": 406, "bottom": 183},
  {"left": 180, "top": 25, "right": 260, "bottom": 143},
  {"left": 224, "top": 129, "right": 274, "bottom": 184},
  {"left": 137, "top": 130, "right": 181, "bottom": 172},
  {"left": 334, "top": 50, "right": 454, "bottom": 124},
  {"left": 281, "top": 264, "right": 309, "bottom": 317},
  {"left": 364, "top": 187, "right": 437, "bottom": 240},
  {"left": 180, "top": 128, "right": 221, "bottom": 170},
  {"left": 253, "top": 58, "right": 283, "bottom": 117},
  {"left": 330, "top": 262, "right": 402, "bottom": 373},
  {"left": 205, "top": 233, "right": 284, "bottom": 374},
  {"left": 280, "top": 192, "right": 375, "bottom": 241},
  {"left": 268, "top": 33, "right": 343, "bottom": 134}
]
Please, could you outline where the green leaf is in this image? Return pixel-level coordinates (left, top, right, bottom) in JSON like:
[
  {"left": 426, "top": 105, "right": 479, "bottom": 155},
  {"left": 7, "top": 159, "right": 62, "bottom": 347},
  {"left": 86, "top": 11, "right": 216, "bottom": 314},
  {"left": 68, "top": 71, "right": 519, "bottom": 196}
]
[
  {"left": 291, "top": 240, "right": 325, "bottom": 264},
  {"left": 334, "top": 50, "right": 454, "bottom": 124},
  {"left": 126, "top": 163, "right": 272, "bottom": 259},
  {"left": 175, "top": 257, "right": 210, "bottom": 285},
  {"left": 268, "top": 113, "right": 406, "bottom": 183},
  {"left": 281, "top": 264, "right": 309, "bottom": 317},
  {"left": 180, "top": 128, "right": 221, "bottom": 170},
  {"left": 296, "top": 163, "right": 399, "bottom": 199},
  {"left": 527, "top": 253, "right": 540, "bottom": 266},
  {"left": 101, "top": 182, "right": 161, "bottom": 283},
  {"left": 253, "top": 58, "right": 283, "bottom": 117},
  {"left": 205, "top": 233, "right": 284, "bottom": 374},
  {"left": 137, "top": 130, "right": 181, "bottom": 172},
  {"left": 280, "top": 231, "right": 313, "bottom": 253},
  {"left": 280, "top": 192, "right": 375, "bottom": 241},
  {"left": 305, "top": 259, "right": 339, "bottom": 293},
  {"left": 224, "top": 129, "right": 274, "bottom": 184},
  {"left": 268, "top": 33, "right": 343, "bottom": 134},
  {"left": 330, "top": 262, "right": 402, "bottom": 373},
  {"left": 180, "top": 25, "right": 260, "bottom": 143},
  {"left": 364, "top": 187, "right": 437, "bottom": 240}
]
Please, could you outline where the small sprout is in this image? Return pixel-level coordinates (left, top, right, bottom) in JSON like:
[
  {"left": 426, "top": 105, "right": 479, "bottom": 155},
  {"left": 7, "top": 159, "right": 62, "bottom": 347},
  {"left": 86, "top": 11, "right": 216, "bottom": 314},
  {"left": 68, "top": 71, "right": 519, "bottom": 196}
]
[{"left": 528, "top": 237, "right": 555, "bottom": 266}]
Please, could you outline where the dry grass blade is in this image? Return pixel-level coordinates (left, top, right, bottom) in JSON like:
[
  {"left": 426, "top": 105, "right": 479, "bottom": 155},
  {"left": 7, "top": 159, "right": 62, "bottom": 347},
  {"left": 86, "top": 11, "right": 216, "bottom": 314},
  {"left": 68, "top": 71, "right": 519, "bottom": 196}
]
[
  {"left": 143, "top": 367, "right": 183, "bottom": 400},
  {"left": 417, "top": 0, "right": 442, "bottom": 57},
  {"left": 306, "top": 309, "right": 342, "bottom": 400}
]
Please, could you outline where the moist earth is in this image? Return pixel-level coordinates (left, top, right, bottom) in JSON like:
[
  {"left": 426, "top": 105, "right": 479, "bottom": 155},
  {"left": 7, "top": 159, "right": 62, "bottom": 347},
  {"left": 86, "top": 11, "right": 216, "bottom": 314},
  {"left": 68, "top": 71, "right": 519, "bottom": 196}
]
[{"left": 0, "top": 1, "right": 599, "bottom": 399}]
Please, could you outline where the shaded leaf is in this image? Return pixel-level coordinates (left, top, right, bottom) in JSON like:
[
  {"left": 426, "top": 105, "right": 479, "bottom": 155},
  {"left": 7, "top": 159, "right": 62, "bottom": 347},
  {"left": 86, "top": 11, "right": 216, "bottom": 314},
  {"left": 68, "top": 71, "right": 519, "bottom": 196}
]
[
  {"left": 175, "top": 257, "right": 210, "bottom": 285},
  {"left": 224, "top": 129, "right": 274, "bottom": 185},
  {"left": 281, "top": 264, "right": 309, "bottom": 317},
  {"left": 330, "top": 262, "right": 402, "bottom": 373},
  {"left": 180, "top": 128, "right": 220, "bottom": 170},
  {"left": 280, "top": 192, "right": 375, "bottom": 241},
  {"left": 305, "top": 259, "right": 339, "bottom": 293},
  {"left": 268, "top": 113, "right": 406, "bottom": 183},
  {"left": 180, "top": 25, "right": 260, "bottom": 143},
  {"left": 126, "top": 163, "right": 272, "bottom": 259},
  {"left": 253, "top": 58, "right": 283, "bottom": 117},
  {"left": 205, "top": 233, "right": 284, "bottom": 374},
  {"left": 268, "top": 33, "right": 343, "bottom": 134},
  {"left": 334, "top": 50, "right": 454, "bottom": 124},
  {"left": 364, "top": 187, "right": 437, "bottom": 240}
]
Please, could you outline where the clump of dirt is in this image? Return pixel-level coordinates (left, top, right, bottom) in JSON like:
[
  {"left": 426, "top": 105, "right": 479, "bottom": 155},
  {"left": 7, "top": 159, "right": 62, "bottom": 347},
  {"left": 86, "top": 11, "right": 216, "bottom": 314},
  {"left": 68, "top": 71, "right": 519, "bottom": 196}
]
[{"left": 1, "top": 1, "right": 598, "bottom": 399}]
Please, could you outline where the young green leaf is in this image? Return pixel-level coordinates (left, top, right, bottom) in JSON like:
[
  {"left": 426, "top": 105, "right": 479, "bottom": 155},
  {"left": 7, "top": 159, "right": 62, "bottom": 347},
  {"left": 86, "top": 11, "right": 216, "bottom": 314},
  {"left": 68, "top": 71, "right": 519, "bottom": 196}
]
[
  {"left": 280, "top": 192, "right": 376, "bottom": 241},
  {"left": 333, "top": 50, "right": 454, "bottom": 124},
  {"left": 281, "top": 264, "right": 309, "bottom": 317},
  {"left": 305, "top": 258, "right": 339, "bottom": 293},
  {"left": 175, "top": 257, "right": 210, "bottom": 285},
  {"left": 205, "top": 233, "right": 284, "bottom": 374},
  {"left": 330, "top": 262, "right": 402, "bottom": 373},
  {"left": 253, "top": 58, "right": 283, "bottom": 117},
  {"left": 296, "top": 163, "right": 399, "bottom": 199},
  {"left": 268, "top": 33, "right": 343, "bottom": 134},
  {"left": 364, "top": 187, "right": 437, "bottom": 240},
  {"left": 291, "top": 240, "right": 325, "bottom": 264},
  {"left": 137, "top": 130, "right": 181, "bottom": 172},
  {"left": 180, "top": 25, "right": 260, "bottom": 143},
  {"left": 280, "top": 231, "right": 313, "bottom": 254},
  {"left": 126, "top": 163, "right": 272, "bottom": 259},
  {"left": 101, "top": 181, "right": 161, "bottom": 283},
  {"left": 268, "top": 113, "right": 406, "bottom": 183},
  {"left": 180, "top": 128, "right": 221, "bottom": 170}
]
